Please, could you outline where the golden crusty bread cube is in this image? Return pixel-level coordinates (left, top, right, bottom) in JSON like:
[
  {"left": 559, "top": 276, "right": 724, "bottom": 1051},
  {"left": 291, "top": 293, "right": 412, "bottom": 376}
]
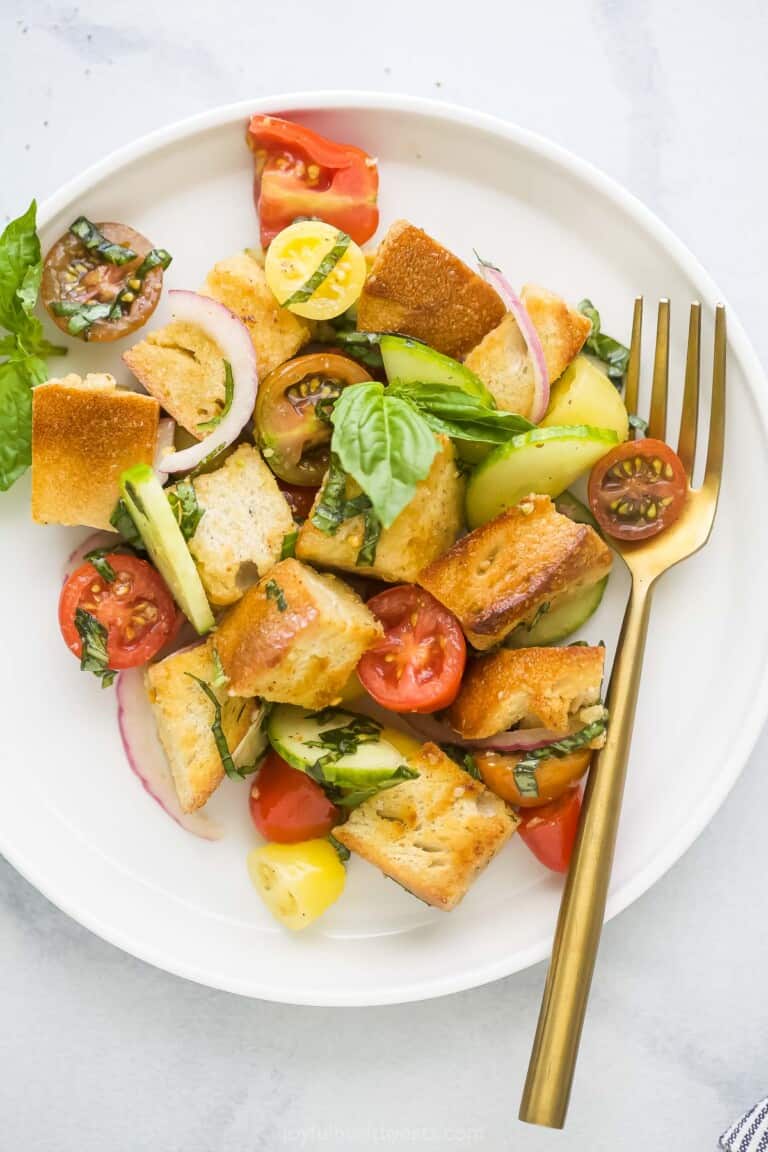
[
  {"left": 295, "top": 437, "right": 464, "bottom": 583},
  {"left": 356, "top": 220, "right": 505, "bottom": 359},
  {"left": 179, "top": 445, "right": 294, "bottom": 606},
  {"left": 450, "top": 646, "right": 605, "bottom": 739},
  {"left": 145, "top": 639, "right": 259, "bottom": 813},
  {"left": 463, "top": 286, "right": 592, "bottom": 417},
  {"left": 215, "top": 558, "right": 382, "bottom": 708},
  {"left": 31, "top": 373, "right": 159, "bottom": 530},
  {"left": 334, "top": 742, "right": 518, "bottom": 910},
  {"left": 123, "top": 252, "right": 312, "bottom": 437},
  {"left": 418, "top": 495, "right": 612, "bottom": 650}
]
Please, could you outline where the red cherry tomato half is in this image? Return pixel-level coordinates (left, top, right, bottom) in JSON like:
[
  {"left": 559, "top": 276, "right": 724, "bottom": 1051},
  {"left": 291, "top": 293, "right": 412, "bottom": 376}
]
[
  {"left": 519, "top": 787, "right": 582, "bottom": 873},
  {"left": 59, "top": 554, "right": 176, "bottom": 670},
  {"left": 588, "top": 438, "right": 687, "bottom": 541},
  {"left": 247, "top": 115, "right": 379, "bottom": 249},
  {"left": 277, "top": 479, "right": 320, "bottom": 522},
  {"left": 249, "top": 751, "right": 340, "bottom": 843},
  {"left": 357, "top": 585, "right": 467, "bottom": 713}
]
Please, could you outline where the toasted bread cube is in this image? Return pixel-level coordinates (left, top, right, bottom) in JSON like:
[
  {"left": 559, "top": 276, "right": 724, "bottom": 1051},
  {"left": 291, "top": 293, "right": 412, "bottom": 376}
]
[
  {"left": 451, "top": 646, "right": 605, "bottom": 738},
  {"left": 145, "top": 639, "right": 258, "bottom": 812},
  {"left": 31, "top": 373, "right": 159, "bottom": 530},
  {"left": 419, "top": 495, "right": 612, "bottom": 650},
  {"left": 123, "top": 252, "right": 311, "bottom": 437},
  {"left": 464, "top": 286, "right": 592, "bottom": 417},
  {"left": 356, "top": 220, "right": 505, "bottom": 359},
  {"left": 179, "top": 445, "right": 294, "bottom": 606},
  {"left": 334, "top": 743, "right": 518, "bottom": 910},
  {"left": 295, "top": 437, "right": 464, "bottom": 582},
  {"left": 215, "top": 558, "right": 382, "bottom": 707}
]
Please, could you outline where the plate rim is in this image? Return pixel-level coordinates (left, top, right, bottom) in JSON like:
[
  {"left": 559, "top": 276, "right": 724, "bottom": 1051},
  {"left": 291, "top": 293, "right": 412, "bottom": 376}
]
[{"left": 5, "top": 90, "right": 768, "bottom": 1005}]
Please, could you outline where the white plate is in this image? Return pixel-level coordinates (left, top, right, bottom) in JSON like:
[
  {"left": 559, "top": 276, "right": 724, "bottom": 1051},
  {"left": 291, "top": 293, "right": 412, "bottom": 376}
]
[{"left": 4, "top": 93, "right": 768, "bottom": 1006}]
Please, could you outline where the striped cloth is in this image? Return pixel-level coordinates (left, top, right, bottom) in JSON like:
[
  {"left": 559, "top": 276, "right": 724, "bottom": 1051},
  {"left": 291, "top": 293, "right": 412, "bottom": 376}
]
[{"left": 721, "top": 1099, "right": 768, "bottom": 1151}]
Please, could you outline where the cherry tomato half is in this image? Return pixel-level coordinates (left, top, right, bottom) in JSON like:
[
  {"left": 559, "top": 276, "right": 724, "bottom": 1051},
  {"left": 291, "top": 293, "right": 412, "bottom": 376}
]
[
  {"left": 277, "top": 479, "right": 320, "bottom": 522},
  {"left": 249, "top": 751, "right": 340, "bottom": 843},
  {"left": 357, "top": 585, "right": 467, "bottom": 713},
  {"left": 588, "top": 438, "right": 687, "bottom": 541},
  {"left": 476, "top": 748, "right": 591, "bottom": 809},
  {"left": 519, "top": 787, "right": 582, "bottom": 873},
  {"left": 256, "top": 352, "right": 371, "bottom": 485},
  {"left": 246, "top": 115, "right": 379, "bottom": 249},
  {"left": 59, "top": 554, "right": 176, "bottom": 669}
]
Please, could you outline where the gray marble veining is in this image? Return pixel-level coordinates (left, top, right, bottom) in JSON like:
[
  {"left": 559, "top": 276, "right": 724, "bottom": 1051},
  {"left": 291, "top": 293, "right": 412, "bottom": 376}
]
[{"left": 2, "top": 0, "right": 767, "bottom": 1148}]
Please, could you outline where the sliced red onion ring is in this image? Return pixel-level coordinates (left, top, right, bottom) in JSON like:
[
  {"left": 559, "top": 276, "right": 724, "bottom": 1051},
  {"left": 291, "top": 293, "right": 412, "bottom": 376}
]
[
  {"left": 402, "top": 711, "right": 464, "bottom": 745},
  {"left": 158, "top": 290, "right": 258, "bottom": 474},
  {"left": 62, "top": 530, "right": 119, "bottom": 582},
  {"left": 116, "top": 667, "right": 224, "bottom": 840},
  {"left": 404, "top": 711, "right": 560, "bottom": 753},
  {"left": 477, "top": 258, "right": 549, "bottom": 423},
  {"left": 154, "top": 417, "right": 176, "bottom": 476}
]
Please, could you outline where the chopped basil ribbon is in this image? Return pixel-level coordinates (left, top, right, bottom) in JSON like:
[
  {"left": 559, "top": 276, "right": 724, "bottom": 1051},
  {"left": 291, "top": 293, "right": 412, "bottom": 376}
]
[
  {"left": 197, "top": 361, "right": 234, "bottom": 432},
  {"left": 83, "top": 549, "right": 117, "bottom": 583},
  {"left": 440, "top": 744, "right": 482, "bottom": 780},
  {"left": 69, "top": 216, "right": 137, "bottom": 265},
  {"left": 330, "top": 767, "right": 419, "bottom": 809},
  {"left": 280, "top": 530, "right": 298, "bottom": 560},
  {"left": 577, "top": 299, "right": 630, "bottom": 386},
  {"left": 309, "top": 454, "right": 382, "bottom": 565},
  {"left": 284, "top": 230, "right": 351, "bottom": 306},
  {"left": 328, "top": 834, "right": 350, "bottom": 863},
  {"left": 185, "top": 673, "right": 248, "bottom": 781},
  {"left": 166, "top": 479, "right": 203, "bottom": 541},
  {"left": 74, "top": 608, "right": 115, "bottom": 688},
  {"left": 109, "top": 498, "right": 146, "bottom": 550},
  {"left": 305, "top": 715, "right": 382, "bottom": 772},
  {"left": 513, "top": 715, "right": 609, "bottom": 798},
  {"left": 265, "top": 579, "right": 287, "bottom": 611},
  {"left": 210, "top": 647, "right": 229, "bottom": 689}
]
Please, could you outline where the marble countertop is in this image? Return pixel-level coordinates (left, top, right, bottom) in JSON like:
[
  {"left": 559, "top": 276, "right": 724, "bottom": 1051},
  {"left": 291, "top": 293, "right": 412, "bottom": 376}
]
[{"left": 3, "top": 1, "right": 767, "bottom": 1148}]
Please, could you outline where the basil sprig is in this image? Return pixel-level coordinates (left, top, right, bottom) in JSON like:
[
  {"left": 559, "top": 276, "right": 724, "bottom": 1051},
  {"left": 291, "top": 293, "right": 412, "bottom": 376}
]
[
  {"left": 578, "top": 299, "right": 630, "bottom": 386},
  {"left": 513, "top": 715, "right": 609, "bottom": 798},
  {"left": 74, "top": 608, "right": 116, "bottom": 688}
]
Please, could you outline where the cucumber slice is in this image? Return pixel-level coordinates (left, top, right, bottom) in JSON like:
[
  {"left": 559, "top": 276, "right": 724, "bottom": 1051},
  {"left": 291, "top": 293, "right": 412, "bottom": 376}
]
[
  {"left": 267, "top": 704, "right": 407, "bottom": 785},
  {"left": 465, "top": 424, "right": 619, "bottom": 528},
  {"left": 119, "top": 464, "right": 215, "bottom": 634},
  {"left": 554, "top": 490, "right": 600, "bottom": 531},
  {"left": 506, "top": 578, "right": 608, "bottom": 647},
  {"left": 380, "top": 335, "right": 493, "bottom": 403}
]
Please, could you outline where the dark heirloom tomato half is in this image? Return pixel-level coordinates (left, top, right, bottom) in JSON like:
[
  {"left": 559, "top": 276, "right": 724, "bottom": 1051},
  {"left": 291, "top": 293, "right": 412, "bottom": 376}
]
[
  {"left": 519, "top": 787, "right": 582, "bottom": 873},
  {"left": 358, "top": 585, "right": 467, "bottom": 713},
  {"left": 59, "top": 555, "right": 176, "bottom": 669},
  {"left": 249, "top": 751, "right": 340, "bottom": 843},
  {"left": 42, "top": 220, "right": 167, "bottom": 342},
  {"left": 277, "top": 479, "right": 320, "bottom": 522},
  {"left": 247, "top": 115, "right": 379, "bottom": 248},
  {"left": 588, "top": 438, "right": 687, "bottom": 541},
  {"left": 256, "top": 352, "right": 371, "bottom": 485}
]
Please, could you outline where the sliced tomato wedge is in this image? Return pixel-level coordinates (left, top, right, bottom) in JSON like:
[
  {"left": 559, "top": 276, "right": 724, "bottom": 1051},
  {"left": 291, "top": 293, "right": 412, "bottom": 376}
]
[
  {"left": 277, "top": 479, "right": 320, "bottom": 522},
  {"left": 249, "top": 751, "right": 340, "bottom": 843},
  {"left": 357, "top": 585, "right": 467, "bottom": 713},
  {"left": 59, "top": 554, "right": 176, "bottom": 669},
  {"left": 588, "top": 438, "right": 687, "bottom": 541},
  {"left": 247, "top": 115, "right": 379, "bottom": 248},
  {"left": 519, "top": 787, "right": 582, "bottom": 873}
]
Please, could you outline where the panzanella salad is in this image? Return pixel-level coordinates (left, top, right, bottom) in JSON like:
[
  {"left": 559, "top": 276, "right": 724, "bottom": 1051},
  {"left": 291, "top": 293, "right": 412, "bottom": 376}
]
[{"left": 2, "top": 113, "right": 690, "bottom": 930}]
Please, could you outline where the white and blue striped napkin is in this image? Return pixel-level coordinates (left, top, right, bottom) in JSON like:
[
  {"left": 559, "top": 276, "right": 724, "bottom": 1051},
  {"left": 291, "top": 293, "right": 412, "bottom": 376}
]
[{"left": 721, "top": 1099, "right": 768, "bottom": 1151}]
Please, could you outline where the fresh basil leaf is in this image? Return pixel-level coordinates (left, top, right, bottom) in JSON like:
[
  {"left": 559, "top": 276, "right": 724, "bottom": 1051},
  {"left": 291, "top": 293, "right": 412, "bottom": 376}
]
[
  {"left": 329, "top": 329, "right": 384, "bottom": 370},
  {"left": 578, "top": 299, "right": 630, "bottom": 386},
  {"left": 74, "top": 608, "right": 116, "bottom": 688},
  {"left": 310, "top": 454, "right": 350, "bottom": 534},
  {"left": 0, "top": 360, "right": 33, "bottom": 491},
  {"left": 440, "top": 744, "right": 482, "bottom": 780},
  {"left": 332, "top": 766, "right": 419, "bottom": 809},
  {"left": 0, "top": 201, "right": 41, "bottom": 331},
  {"left": 331, "top": 382, "right": 438, "bottom": 528},
  {"left": 513, "top": 714, "right": 609, "bottom": 798},
  {"left": 167, "top": 479, "right": 203, "bottom": 540},
  {"left": 197, "top": 360, "right": 234, "bottom": 432},
  {"left": 389, "top": 381, "right": 533, "bottom": 443}
]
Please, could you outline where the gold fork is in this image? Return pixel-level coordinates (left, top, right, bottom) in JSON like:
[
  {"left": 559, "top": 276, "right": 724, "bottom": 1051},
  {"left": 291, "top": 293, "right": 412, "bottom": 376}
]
[{"left": 519, "top": 298, "right": 726, "bottom": 1129}]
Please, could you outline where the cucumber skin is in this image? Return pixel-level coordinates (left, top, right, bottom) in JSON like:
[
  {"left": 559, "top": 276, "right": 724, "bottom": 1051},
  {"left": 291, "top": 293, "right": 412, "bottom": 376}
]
[
  {"left": 380, "top": 335, "right": 492, "bottom": 403},
  {"left": 506, "top": 578, "right": 608, "bottom": 647}
]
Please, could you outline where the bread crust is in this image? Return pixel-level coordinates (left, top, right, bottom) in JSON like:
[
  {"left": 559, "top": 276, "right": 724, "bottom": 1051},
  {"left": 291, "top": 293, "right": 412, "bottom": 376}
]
[{"left": 356, "top": 220, "right": 505, "bottom": 358}]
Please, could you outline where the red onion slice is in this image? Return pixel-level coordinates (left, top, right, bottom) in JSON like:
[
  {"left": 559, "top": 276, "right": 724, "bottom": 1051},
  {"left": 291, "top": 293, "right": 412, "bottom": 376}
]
[
  {"left": 158, "top": 290, "right": 258, "bottom": 474},
  {"left": 154, "top": 417, "right": 176, "bottom": 476},
  {"left": 116, "top": 667, "right": 224, "bottom": 840},
  {"left": 403, "top": 711, "right": 560, "bottom": 753},
  {"left": 477, "top": 258, "right": 550, "bottom": 423}
]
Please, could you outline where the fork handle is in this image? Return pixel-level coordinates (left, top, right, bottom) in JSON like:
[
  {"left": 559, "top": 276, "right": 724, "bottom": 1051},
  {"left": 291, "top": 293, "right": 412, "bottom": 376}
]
[{"left": 519, "top": 577, "right": 654, "bottom": 1128}]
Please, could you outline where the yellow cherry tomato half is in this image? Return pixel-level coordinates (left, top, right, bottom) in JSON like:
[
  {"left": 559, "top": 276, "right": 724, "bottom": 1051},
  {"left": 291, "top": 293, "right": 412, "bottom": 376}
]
[
  {"left": 264, "top": 220, "right": 367, "bottom": 320},
  {"left": 246, "top": 838, "right": 346, "bottom": 931}
]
